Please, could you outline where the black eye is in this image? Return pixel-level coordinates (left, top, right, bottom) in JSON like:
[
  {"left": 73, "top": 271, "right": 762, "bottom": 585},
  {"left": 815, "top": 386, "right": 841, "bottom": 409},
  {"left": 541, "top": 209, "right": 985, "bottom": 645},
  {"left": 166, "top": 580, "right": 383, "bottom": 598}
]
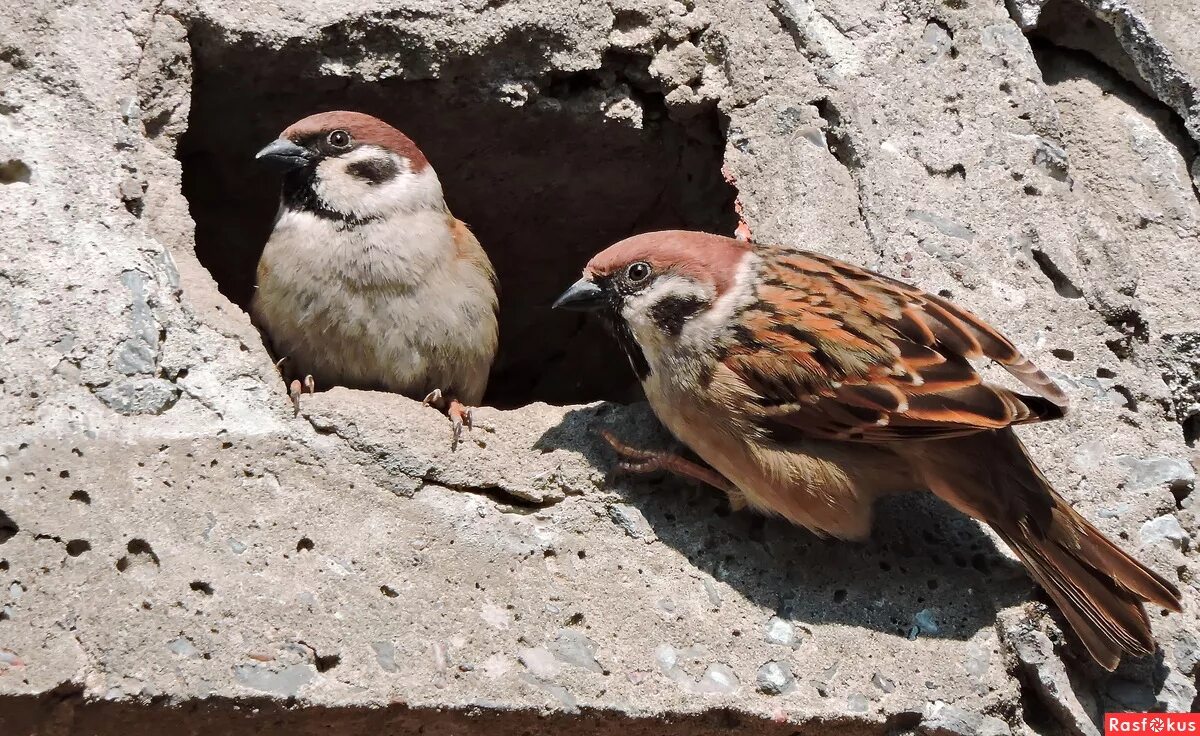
[
  {"left": 327, "top": 130, "right": 351, "bottom": 149},
  {"left": 626, "top": 262, "right": 652, "bottom": 283}
]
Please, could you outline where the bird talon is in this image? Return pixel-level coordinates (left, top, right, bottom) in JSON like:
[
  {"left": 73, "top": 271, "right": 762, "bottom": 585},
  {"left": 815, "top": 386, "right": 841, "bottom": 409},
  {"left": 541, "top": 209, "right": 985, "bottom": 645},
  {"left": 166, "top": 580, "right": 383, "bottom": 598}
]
[
  {"left": 422, "top": 388, "right": 444, "bottom": 407},
  {"left": 600, "top": 429, "right": 738, "bottom": 497},
  {"left": 619, "top": 460, "right": 660, "bottom": 474},
  {"left": 448, "top": 400, "right": 473, "bottom": 451},
  {"left": 600, "top": 430, "right": 654, "bottom": 461},
  {"left": 288, "top": 379, "right": 303, "bottom": 416}
]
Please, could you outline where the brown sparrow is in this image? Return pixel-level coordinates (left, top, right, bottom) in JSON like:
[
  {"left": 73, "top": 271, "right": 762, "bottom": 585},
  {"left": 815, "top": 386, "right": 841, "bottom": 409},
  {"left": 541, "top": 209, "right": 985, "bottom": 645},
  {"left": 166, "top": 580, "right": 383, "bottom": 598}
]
[
  {"left": 252, "top": 111, "right": 498, "bottom": 443},
  {"left": 554, "top": 229, "right": 1182, "bottom": 670}
]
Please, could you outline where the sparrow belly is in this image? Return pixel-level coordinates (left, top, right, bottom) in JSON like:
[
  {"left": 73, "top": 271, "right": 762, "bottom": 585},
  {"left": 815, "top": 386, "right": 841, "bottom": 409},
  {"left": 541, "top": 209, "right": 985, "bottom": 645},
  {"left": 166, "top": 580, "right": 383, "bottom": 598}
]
[
  {"left": 642, "top": 373, "right": 912, "bottom": 539},
  {"left": 252, "top": 218, "right": 496, "bottom": 404}
]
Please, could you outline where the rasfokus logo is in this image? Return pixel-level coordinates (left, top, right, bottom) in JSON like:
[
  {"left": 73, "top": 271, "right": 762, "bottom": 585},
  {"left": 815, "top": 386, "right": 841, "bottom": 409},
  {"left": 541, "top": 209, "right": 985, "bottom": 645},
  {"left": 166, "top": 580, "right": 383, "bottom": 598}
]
[{"left": 1106, "top": 714, "right": 1200, "bottom": 734}]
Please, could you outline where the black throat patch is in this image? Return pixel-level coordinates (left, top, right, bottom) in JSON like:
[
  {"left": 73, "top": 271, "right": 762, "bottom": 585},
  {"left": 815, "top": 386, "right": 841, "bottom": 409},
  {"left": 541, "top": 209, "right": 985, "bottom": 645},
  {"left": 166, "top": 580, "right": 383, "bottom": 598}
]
[
  {"left": 281, "top": 166, "right": 381, "bottom": 228},
  {"left": 602, "top": 313, "right": 651, "bottom": 382}
]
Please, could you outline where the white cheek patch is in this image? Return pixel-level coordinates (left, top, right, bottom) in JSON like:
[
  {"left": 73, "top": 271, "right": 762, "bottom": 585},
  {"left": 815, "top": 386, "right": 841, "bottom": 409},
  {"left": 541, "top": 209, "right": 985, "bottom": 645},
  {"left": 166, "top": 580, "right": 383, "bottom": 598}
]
[
  {"left": 312, "top": 145, "right": 445, "bottom": 219},
  {"left": 622, "top": 275, "right": 714, "bottom": 357},
  {"left": 620, "top": 253, "right": 759, "bottom": 367}
]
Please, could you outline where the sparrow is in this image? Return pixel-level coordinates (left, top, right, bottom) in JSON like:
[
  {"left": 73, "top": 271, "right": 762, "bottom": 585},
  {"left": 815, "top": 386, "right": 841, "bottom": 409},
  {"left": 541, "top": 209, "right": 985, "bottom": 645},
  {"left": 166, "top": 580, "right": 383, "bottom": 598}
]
[
  {"left": 251, "top": 111, "right": 498, "bottom": 443},
  {"left": 554, "top": 229, "right": 1182, "bottom": 670}
]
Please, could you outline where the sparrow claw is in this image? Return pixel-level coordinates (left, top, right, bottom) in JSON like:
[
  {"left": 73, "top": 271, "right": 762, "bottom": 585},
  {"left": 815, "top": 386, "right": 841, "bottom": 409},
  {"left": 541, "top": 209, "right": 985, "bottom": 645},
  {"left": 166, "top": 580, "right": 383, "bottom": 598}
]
[
  {"left": 287, "top": 374, "right": 316, "bottom": 416},
  {"left": 422, "top": 388, "right": 444, "bottom": 407},
  {"left": 448, "top": 399, "right": 472, "bottom": 451},
  {"left": 601, "top": 430, "right": 743, "bottom": 507},
  {"left": 600, "top": 430, "right": 654, "bottom": 461},
  {"left": 289, "top": 379, "right": 303, "bottom": 416},
  {"left": 422, "top": 391, "right": 475, "bottom": 450}
]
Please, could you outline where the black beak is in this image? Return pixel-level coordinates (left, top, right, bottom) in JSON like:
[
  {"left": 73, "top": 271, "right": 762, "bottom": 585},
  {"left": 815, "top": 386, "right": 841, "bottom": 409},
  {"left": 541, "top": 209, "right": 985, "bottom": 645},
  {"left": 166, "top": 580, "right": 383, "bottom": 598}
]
[
  {"left": 255, "top": 139, "right": 312, "bottom": 170},
  {"left": 552, "top": 278, "right": 605, "bottom": 312}
]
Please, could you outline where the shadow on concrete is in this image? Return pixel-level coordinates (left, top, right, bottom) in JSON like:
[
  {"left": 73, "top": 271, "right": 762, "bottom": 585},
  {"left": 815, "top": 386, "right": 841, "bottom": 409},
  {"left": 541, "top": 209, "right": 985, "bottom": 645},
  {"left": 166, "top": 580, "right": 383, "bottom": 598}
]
[
  {"left": 0, "top": 686, "right": 921, "bottom": 735},
  {"left": 536, "top": 404, "right": 1034, "bottom": 644}
]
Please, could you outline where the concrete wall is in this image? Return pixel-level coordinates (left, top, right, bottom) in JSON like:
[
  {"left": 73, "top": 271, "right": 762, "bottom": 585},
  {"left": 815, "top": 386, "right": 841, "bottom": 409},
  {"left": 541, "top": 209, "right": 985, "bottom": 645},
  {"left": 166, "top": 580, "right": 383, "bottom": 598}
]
[{"left": 0, "top": 0, "right": 1197, "bottom": 733}]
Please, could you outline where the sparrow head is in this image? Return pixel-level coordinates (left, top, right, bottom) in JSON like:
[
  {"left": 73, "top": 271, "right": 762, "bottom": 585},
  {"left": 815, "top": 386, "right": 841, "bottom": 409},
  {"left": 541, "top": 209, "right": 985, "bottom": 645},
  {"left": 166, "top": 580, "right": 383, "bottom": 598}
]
[
  {"left": 256, "top": 111, "right": 444, "bottom": 222},
  {"left": 553, "top": 230, "right": 753, "bottom": 377}
]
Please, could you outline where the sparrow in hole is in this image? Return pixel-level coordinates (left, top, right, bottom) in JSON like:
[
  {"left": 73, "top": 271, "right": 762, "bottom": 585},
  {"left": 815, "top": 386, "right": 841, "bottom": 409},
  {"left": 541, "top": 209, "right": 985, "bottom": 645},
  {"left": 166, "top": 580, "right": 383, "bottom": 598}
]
[
  {"left": 252, "top": 111, "right": 498, "bottom": 445},
  {"left": 554, "top": 229, "right": 1182, "bottom": 670}
]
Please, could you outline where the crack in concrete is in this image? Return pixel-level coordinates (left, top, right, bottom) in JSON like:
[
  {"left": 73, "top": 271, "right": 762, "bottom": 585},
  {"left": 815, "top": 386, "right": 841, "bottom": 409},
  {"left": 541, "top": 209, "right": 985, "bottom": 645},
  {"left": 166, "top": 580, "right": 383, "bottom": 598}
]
[
  {"left": 301, "top": 413, "right": 568, "bottom": 512},
  {"left": 1011, "top": 0, "right": 1200, "bottom": 198}
]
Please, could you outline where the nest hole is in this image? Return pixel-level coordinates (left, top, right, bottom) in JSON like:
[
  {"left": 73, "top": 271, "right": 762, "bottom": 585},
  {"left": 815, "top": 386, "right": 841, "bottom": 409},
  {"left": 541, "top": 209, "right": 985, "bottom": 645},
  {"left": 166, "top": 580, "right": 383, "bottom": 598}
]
[{"left": 179, "top": 34, "right": 738, "bottom": 407}]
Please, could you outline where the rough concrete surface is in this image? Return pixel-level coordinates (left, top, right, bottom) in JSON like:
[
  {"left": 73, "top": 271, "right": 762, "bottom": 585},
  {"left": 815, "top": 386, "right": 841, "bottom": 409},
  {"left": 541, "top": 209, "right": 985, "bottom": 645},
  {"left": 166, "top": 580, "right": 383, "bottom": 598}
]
[{"left": 0, "top": 0, "right": 1197, "bottom": 733}]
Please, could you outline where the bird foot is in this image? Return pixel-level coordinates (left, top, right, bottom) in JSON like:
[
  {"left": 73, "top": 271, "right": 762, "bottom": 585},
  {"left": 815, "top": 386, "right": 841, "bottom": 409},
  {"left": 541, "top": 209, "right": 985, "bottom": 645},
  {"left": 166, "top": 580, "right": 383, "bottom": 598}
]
[
  {"left": 448, "top": 399, "right": 472, "bottom": 450},
  {"left": 599, "top": 430, "right": 745, "bottom": 510},
  {"left": 422, "top": 389, "right": 474, "bottom": 450},
  {"left": 288, "top": 375, "right": 315, "bottom": 416}
]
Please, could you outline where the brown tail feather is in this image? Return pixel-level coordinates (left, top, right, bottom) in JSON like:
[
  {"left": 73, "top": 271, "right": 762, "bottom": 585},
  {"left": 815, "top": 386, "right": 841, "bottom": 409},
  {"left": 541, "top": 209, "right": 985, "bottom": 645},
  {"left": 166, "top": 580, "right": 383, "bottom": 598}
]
[
  {"left": 909, "top": 430, "right": 1183, "bottom": 670},
  {"left": 998, "top": 506, "right": 1173, "bottom": 669}
]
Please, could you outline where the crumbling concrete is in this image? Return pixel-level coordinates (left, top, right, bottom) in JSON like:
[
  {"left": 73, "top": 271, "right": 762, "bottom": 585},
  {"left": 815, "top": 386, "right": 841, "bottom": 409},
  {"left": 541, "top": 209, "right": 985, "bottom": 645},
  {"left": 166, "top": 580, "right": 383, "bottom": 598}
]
[{"left": 0, "top": 0, "right": 1196, "bottom": 733}]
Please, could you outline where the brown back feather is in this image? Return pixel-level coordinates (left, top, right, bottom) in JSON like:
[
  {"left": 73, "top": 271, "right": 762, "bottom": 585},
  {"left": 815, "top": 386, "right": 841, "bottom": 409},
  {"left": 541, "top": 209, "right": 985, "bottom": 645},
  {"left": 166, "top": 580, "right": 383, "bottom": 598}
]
[{"left": 724, "top": 244, "right": 1067, "bottom": 442}]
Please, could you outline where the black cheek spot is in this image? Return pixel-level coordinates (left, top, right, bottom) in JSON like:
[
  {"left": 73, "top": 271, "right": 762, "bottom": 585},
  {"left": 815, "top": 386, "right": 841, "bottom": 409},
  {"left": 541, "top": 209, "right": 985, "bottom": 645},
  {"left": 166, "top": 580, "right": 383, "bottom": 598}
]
[
  {"left": 649, "top": 294, "right": 709, "bottom": 336},
  {"left": 347, "top": 157, "right": 399, "bottom": 185}
]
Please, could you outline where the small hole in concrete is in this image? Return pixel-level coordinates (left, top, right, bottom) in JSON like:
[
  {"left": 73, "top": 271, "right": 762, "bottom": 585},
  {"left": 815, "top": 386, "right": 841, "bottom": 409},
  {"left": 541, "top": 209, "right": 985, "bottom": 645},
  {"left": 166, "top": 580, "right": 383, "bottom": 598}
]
[
  {"left": 179, "top": 33, "right": 737, "bottom": 407},
  {"left": 65, "top": 539, "right": 91, "bottom": 557},
  {"left": 1111, "top": 384, "right": 1137, "bottom": 411},
  {"left": 0, "top": 159, "right": 31, "bottom": 185},
  {"left": 1170, "top": 479, "right": 1193, "bottom": 509},
  {"left": 315, "top": 653, "right": 341, "bottom": 672},
  {"left": 69, "top": 490, "right": 91, "bottom": 504},
  {"left": 1183, "top": 414, "right": 1199, "bottom": 448},
  {"left": 0, "top": 510, "right": 16, "bottom": 545},
  {"left": 1050, "top": 348, "right": 1074, "bottom": 361},
  {"left": 190, "top": 580, "right": 214, "bottom": 595},
  {"left": 126, "top": 538, "right": 161, "bottom": 566},
  {"left": 380, "top": 585, "right": 399, "bottom": 598},
  {"left": 296, "top": 537, "right": 314, "bottom": 552}
]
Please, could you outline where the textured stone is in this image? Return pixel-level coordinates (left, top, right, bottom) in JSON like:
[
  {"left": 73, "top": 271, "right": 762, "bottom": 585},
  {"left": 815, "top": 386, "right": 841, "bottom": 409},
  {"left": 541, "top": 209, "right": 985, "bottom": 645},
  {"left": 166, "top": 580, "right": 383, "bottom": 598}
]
[
  {"left": 0, "top": 0, "right": 1197, "bottom": 733},
  {"left": 755, "top": 661, "right": 794, "bottom": 695},
  {"left": 920, "top": 701, "right": 1012, "bottom": 736},
  {"left": 1139, "top": 515, "right": 1190, "bottom": 550}
]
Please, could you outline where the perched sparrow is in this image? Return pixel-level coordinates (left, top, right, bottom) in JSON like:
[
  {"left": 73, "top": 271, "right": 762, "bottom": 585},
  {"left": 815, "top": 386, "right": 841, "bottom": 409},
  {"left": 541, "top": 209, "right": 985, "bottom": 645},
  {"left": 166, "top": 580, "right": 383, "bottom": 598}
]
[
  {"left": 554, "top": 229, "right": 1182, "bottom": 669},
  {"left": 252, "top": 111, "right": 498, "bottom": 442}
]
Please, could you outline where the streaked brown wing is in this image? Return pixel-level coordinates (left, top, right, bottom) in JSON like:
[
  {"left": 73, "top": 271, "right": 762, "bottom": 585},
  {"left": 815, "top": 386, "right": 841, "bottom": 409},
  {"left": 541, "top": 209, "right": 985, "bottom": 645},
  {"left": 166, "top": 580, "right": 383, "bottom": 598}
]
[{"left": 722, "top": 245, "right": 1067, "bottom": 442}]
